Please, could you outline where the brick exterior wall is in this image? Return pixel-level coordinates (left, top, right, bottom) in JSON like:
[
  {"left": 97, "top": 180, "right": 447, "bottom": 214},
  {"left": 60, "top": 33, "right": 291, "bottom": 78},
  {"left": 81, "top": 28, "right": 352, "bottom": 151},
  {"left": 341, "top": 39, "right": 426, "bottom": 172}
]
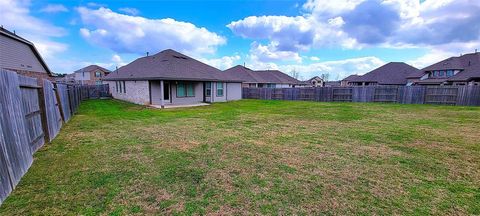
[
  {"left": 3, "top": 68, "right": 53, "bottom": 86},
  {"left": 105, "top": 80, "right": 150, "bottom": 105}
]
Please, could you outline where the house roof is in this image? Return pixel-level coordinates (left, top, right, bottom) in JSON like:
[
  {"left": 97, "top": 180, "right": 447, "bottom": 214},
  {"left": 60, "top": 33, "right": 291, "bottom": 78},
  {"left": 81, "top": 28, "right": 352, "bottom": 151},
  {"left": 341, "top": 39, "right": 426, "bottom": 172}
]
[
  {"left": 349, "top": 62, "right": 420, "bottom": 85},
  {"left": 342, "top": 74, "right": 360, "bottom": 81},
  {"left": 104, "top": 49, "right": 243, "bottom": 82},
  {"left": 74, "top": 65, "right": 111, "bottom": 74},
  {"left": 417, "top": 52, "right": 480, "bottom": 82},
  {"left": 324, "top": 81, "right": 341, "bottom": 86},
  {"left": 223, "top": 65, "right": 302, "bottom": 84},
  {"left": 0, "top": 27, "right": 52, "bottom": 75},
  {"left": 307, "top": 76, "right": 323, "bottom": 82}
]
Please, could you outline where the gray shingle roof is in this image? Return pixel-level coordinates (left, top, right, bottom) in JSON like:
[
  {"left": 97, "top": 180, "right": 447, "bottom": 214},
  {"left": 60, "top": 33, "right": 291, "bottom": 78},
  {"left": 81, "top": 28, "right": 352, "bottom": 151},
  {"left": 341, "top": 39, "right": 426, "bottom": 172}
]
[
  {"left": 350, "top": 62, "right": 420, "bottom": 85},
  {"left": 74, "top": 65, "right": 111, "bottom": 74},
  {"left": 104, "top": 49, "right": 243, "bottom": 82},
  {"left": 417, "top": 52, "right": 480, "bottom": 82},
  {"left": 342, "top": 74, "right": 360, "bottom": 81},
  {"left": 223, "top": 65, "right": 302, "bottom": 84}
]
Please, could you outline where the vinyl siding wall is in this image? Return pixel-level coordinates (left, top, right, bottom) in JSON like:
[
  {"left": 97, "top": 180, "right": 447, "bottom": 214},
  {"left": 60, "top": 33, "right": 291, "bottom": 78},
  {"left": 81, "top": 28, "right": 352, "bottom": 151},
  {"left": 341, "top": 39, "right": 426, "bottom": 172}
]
[{"left": 0, "top": 35, "right": 47, "bottom": 73}]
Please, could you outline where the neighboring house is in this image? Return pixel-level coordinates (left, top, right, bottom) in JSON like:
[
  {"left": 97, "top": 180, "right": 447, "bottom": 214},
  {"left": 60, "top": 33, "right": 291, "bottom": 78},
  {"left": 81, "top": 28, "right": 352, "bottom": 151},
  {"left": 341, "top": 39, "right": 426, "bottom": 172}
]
[
  {"left": 346, "top": 62, "right": 420, "bottom": 86},
  {"left": 409, "top": 52, "right": 480, "bottom": 86},
  {"left": 324, "top": 81, "right": 341, "bottom": 87},
  {"left": 103, "top": 49, "right": 243, "bottom": 107},
  {"left": 304, "top": 76, "right": 324, "bottom": 87},
  {"left": 72, "top": 65, "right": 111, "bottom": 85},
  {"left": 341, "top": 75, "right": 359, "bottom": 86},
  {"left": 0, "top": 26, "right": 52, "bottom": 80},
  {"left": 224, "top": 65, "right": 303, "bottom": 88}
]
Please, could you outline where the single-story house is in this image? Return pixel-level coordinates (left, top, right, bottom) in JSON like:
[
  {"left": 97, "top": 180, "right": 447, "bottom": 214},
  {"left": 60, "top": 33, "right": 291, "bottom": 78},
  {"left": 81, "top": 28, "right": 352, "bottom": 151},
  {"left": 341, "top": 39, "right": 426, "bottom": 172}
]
[
  {"left": 104, "top": 49, "right": 244, "bottom": 107},
  {"left": 71, "top": 65, "right": 111, "bottom": 85},
  {"left": 408, "top": 52, "right": 480, "bottom": 86},
  {"left": 223, "top": 65, "right": 303, "bottom": 88},
  {"left": 324, "top": 81, "right": 341, "bottom": 87},
  {"left": 346, "top": 62, "right": 420, "bottom": 86},
  {"left": 340, "top": 75, "right": 359, "bottom": 86},
  {"left": 303, "top": 76, "right": 324, "bottom": 87},
  {"left": 0, "top": 26, "right": 52, "bottom": 81}
]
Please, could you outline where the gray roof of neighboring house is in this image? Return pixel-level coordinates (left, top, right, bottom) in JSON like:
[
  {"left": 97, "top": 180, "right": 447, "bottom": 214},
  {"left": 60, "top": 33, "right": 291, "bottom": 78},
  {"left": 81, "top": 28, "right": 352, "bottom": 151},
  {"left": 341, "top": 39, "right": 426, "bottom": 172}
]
[
  {"left": 342, "top": 74, "right": 360, "bottom": 81},
  {"left": 414, "top": 52, "right": 480, "bottom": 81},
  {"left": 223, "top": 65, "right": 302, "bottom": 84},
  {"left": 104, "top": 49, "right": 243, "bottom": 82},
  {"left": 349, "top": 62, "right": 420, "bottom": 85},
  {"left": 0, "top": 27, "right": 52, "bottom": 75},
  {"left": 324, "top": 81, "right": 341, "bottom": 86},
  {"left": 74, "top": 65, "right": 111, "bottom": 74}
]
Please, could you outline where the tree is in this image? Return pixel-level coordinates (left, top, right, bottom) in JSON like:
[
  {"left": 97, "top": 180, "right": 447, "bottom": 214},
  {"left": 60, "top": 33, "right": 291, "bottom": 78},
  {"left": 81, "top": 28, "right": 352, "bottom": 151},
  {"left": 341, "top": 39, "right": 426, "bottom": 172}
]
[
  {"left": 320, "top": 73, "right": 330, "bottom": 82},
  {"left": 289, "top": 69, "right": 302, "bottom": 80}
]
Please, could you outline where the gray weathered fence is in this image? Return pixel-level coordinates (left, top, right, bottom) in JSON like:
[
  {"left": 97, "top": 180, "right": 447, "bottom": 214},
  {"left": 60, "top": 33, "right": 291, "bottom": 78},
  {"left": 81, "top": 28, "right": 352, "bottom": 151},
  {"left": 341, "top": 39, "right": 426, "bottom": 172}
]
[
  {"left": 0, "top": 69, "right": 110, "bottom": 204},
  {"left": 242, "top": 86, "right": 480, "bottom": 106},
  {"left": 43, "top": 80, "right": 63, "bottom": 142},
  {"left": 0, "top": 70, "right": 34, "bottom": 204}
]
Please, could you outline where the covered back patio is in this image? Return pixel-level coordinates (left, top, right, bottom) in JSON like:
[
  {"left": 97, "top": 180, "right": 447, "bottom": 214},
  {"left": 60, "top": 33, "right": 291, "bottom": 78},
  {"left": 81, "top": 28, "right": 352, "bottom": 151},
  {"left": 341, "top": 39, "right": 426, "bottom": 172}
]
[{"left": 149, "top": 80, "right": 231, "bottom": 108}]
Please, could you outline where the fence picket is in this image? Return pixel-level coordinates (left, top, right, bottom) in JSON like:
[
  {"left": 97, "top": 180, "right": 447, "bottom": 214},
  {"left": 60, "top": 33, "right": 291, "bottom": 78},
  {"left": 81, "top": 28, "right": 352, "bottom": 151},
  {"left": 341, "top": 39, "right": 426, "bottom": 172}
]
[{"left": 242, "top": 85, "right": 480, "bottom": 106}]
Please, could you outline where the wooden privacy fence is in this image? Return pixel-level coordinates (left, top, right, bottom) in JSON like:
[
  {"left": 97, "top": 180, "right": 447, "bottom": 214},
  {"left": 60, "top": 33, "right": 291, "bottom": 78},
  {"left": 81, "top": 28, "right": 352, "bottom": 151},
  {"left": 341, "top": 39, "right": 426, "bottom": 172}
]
[
  {"left": 242, "top": 86, "right": 480, "bottom": 106},
  {"left": 0, "top": 69, "right": 110, "bottom": 204}
]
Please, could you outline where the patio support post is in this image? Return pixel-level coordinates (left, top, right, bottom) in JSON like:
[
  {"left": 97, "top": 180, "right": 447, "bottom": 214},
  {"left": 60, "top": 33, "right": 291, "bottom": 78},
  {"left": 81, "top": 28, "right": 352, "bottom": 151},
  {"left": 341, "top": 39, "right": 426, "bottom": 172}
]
[{"left": 160, "top": 80, "right": 165, "bottom": 108}]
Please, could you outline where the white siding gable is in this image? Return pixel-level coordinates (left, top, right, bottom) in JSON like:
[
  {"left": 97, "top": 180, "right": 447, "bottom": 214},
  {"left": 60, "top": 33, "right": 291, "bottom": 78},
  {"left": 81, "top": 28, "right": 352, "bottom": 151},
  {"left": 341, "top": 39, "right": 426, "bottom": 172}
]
[{"left": 0, "top": 35, "right": 47, "bottom": 73}]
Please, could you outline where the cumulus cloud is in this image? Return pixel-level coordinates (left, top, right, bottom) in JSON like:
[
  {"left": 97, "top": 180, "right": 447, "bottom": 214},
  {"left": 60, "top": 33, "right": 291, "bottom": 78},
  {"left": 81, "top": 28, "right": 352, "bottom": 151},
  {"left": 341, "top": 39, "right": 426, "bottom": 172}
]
[
  {"left": 249, "top": 42, "right": 302, "bottom": 63},
  {"left": 228, "top": 0, "right": 480, "bottom": 67},
  {"left": 198, "top": 55, "right": 241, "bottom": 70},
  {"left": 246, "top": 55, "right": 384, "bottom": 80},
  {"left": 40, "top": 4, "right": 69, "bottom": 13},
  {"left": 0, "top": 0, "right": 68, "bottom": 69},
  {"left": 227, "top": 15, "right": 315, "bottom": 52},
  {"left": 77, "top": 7, "right": 226, "bottom": 56},
  {"left": 118, "top": 7, "right": 139, "bottom": 15}
]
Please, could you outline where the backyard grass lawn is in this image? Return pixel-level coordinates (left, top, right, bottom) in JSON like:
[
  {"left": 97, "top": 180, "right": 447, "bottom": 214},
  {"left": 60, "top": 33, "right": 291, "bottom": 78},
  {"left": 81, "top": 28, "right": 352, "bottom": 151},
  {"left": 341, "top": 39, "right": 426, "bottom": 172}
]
[{"left": 1, "top": 99, "right": 480, "bottom": 215}]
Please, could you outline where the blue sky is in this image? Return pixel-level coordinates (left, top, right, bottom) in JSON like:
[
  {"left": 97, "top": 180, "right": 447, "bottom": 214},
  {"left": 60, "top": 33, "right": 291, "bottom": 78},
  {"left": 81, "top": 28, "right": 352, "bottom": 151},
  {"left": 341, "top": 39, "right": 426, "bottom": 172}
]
[{"left": 1, "top": 0, "right": 479, "bottom": 80}]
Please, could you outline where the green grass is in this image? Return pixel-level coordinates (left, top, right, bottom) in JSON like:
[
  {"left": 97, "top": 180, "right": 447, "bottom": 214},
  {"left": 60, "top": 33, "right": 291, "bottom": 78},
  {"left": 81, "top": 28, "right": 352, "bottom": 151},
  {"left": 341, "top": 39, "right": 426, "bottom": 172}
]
[{"left": 1, "top": 99, "right": 480, "bottom": 215}]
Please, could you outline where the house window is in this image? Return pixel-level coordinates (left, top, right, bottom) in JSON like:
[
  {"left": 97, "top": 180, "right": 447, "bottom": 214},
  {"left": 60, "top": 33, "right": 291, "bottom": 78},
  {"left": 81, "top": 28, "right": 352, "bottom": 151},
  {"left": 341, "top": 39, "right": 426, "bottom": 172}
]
[
  {"left": 266, "top": 83, "right": 276, "bottom": 88},
  {"left": 177, "top": 82, "right": 195, "bottom": 97},
  {"left": 116, "top": 81, "right": 119, "bottom": 92},
  {"left": 123, "top": 81, "right": 126, "bottom": 93},
  {"left": 205, "top": 82, "right": 211, "bottom": 96},
  {"left": 95, "top": 71, "right": 101, "bottom": 77},
  {"left": 216, "top": 82, "right": 224, "bottom": 97},
  {"left": 118, "top": 81, "right": 122, "bottom": 93},
  {"left": 96, "top": 80, "right": 102, "bottom": 85},
  {"left": 446, "top": 70, "right": 454, "bottom": 77},
  {"left": 439, "top": 70, "right": 445, "bottom": 77}
]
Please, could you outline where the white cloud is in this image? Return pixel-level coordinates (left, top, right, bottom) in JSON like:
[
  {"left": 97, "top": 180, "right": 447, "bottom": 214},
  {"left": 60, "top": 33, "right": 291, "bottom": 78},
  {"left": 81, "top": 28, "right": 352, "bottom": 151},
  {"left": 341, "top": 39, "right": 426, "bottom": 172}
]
[
  {"left": 40, "top": 4, "right": 68, "bottom": 13},
  {"left": 228, "top": 0, "right": 480, "bottom": 66},
  {"left": 278, "top": 56, "right": 385, "bottom": 80},
  {"left": 246, "top": 55, "right": 384, "bottom": 81},
  {"left": 198, "top": 55, "right": 241, "bottom": 70},
  {"left": 0, "top": 0, "right": 68, "bottom": 72},
  {"left": 77, "top": 7, "right": 226, "bottom": 56},
  {"left": 310, "top": 56, "right": 320, "bottom": 61},
  {"left": 118, "top": 7, "right": 139, "bottom": 15},
  {"left": 249, "top": 42, "right": 302, "bottom": 63}
]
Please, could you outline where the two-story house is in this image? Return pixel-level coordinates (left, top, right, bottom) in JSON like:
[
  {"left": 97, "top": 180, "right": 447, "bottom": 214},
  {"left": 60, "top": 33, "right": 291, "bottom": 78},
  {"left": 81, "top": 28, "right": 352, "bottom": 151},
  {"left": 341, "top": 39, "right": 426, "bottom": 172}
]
[
  {"left": 409, "top": 52, "right": 480, "bottom": 86},
  {"left": 72, "top": 65, "right": 111, "bottom": 85},
  {"left": 0, "top": 27, "right": 52, "bottom": 81}
]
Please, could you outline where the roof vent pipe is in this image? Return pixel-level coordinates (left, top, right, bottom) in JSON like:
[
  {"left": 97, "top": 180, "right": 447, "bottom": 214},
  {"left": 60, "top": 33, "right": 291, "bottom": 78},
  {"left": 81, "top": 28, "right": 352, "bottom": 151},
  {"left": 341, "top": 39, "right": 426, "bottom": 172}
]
[
  {"left": 116, "top": 66, "right": 118, "bottom": 74},
  {"left": 146, "top": 52, "right": 149, "bottom": 56}
]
